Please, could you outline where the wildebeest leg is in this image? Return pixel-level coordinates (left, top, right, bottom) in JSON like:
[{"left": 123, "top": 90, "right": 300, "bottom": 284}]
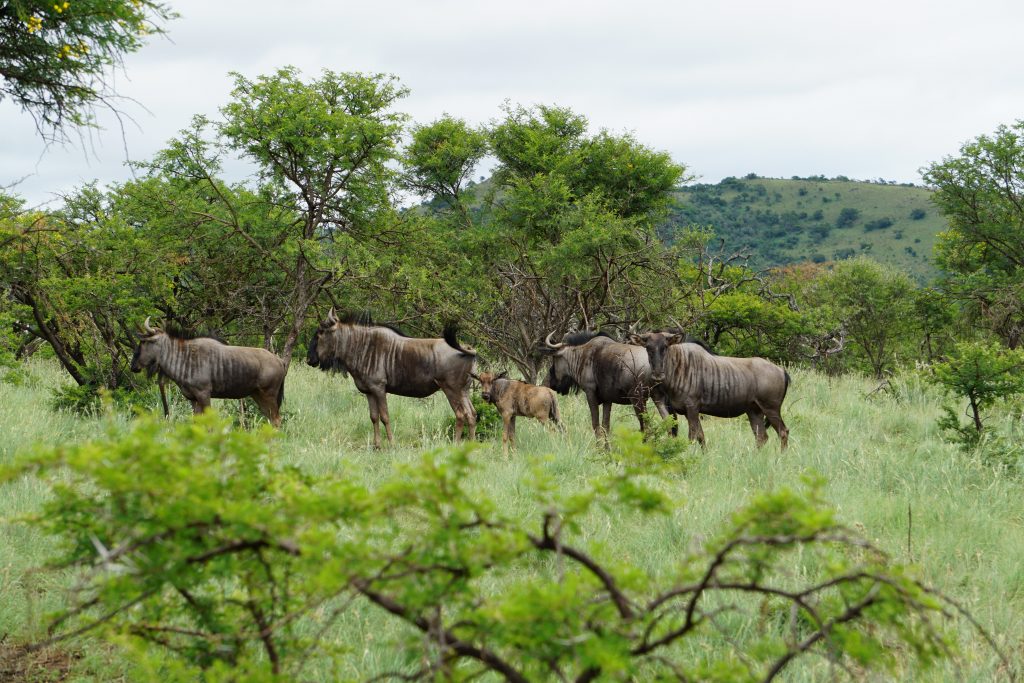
[
  {"left": 764, "top": 410, "right": 789, "bottom": 450},
  {"left": 585, "top": 393, "right": 601, "bottom": 438},
  {"left": 601, "top": 402, "right": 612, "bottom": 439},
  {"left": 684, "top": 405, "right": 705, "bottom": 448},
  {"left": 440, "top": 386, "right": 470, "bottom": 442},
  {"left": 378, "top": 393, "right": 395, "bottom": 445},
  {"left": 632, "top": 400, "right": 647, "bottom": 433},
  {"left": 191, "top": 395, "right": 211, "bottom": 416},
  {"left": 366, "top": 392, "right": 383, "bottom": 449},
  {"left": 463, "top": 395, "right": 477, "bottom": 441},
  {"left": 158, "top": 374, "right": 170, "bottom": 417},
  {"left": 253, "top": 390, "right": 282, "bottom": 428},
  {"left": 500, "top": 412, "right": 512, "bottom": 456},
  {"left": 747, "top": 410, "right": 768, "bottom": 448}
]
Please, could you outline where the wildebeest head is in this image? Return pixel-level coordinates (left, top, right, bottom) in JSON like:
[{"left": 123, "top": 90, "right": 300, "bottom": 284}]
[
  {"left": 538, "top": 331, "right": 580, "bottom": 395},
  {"left": 306, "top": 308, "right": 349, "bottom": 376},
  {"left": 131, "top": 317, "right": 164, "bottom": 375},
  {"left": 628, "top": 331, "right": 683, "bottom": 382},
  {"left": 471, "top": 371, "right": 508, "bottom": 402}
]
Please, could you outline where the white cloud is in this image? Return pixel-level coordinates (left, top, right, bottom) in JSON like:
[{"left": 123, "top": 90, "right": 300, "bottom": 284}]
[{"left": 4, "top": 0, "right": 1024, "bottom": 204}]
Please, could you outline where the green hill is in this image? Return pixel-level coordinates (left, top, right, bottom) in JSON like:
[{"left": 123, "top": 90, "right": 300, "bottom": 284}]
[{"left": 665, "top": 175, "right": 948, "bottom": 281}]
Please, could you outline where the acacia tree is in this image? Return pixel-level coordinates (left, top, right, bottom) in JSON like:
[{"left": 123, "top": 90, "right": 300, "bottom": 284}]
[
  {"left": 0, "top": 185, "right": 173, "bottom": 388},
  {"left": 405, "top": 104, "right": 687, "bottom": 380},
  {"left": 130, "top": 68, "right": 409, "bottom": 362},
  {"left": 0, "top": 0, "right": 174, "bottom": 140},
  {"left": 923, "top": 121, "right": 1024, "bottom": 348},
  {"left": 789, "top": 258, "right": 915, "bottom": 379}
]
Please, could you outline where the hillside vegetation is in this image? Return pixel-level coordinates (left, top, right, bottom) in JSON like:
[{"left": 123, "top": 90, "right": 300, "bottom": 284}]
[{"left": 668, "top": 176, "right": 947, "bottom": 281}]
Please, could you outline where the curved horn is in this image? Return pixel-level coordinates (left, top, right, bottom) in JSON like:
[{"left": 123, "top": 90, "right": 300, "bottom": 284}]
[
  {"left": 544, "top": 331, "right": 566, "bottom": 350},
  {"left": 327, "top": 307, "right": 338, "bottom": 324},
  {"left": 143, "top": 316, "right": 155, "bottom": 334}
]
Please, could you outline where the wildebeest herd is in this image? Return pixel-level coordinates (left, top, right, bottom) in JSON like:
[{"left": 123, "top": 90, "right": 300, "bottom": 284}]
[{"left": 132, "top": 309, "right": 790, "bottom": 451}]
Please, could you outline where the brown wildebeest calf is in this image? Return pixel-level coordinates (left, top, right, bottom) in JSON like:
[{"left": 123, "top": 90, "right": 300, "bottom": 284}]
[{"left": 472, "top": 371, "right": 561, "bottom": 455}]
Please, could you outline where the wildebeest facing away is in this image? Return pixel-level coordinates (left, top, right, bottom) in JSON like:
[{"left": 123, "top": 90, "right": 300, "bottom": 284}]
[
  {"left": 130, "top": 318, "right": 287, "bottom": 427},
  {"left": 307, "top": 309, "right": 477, "bottom": 448},
  {"left": 540, "top": 331, "right": 667, "bottom": 439},
  {"left": 629, "top": 331, "right": 790, "bottom": 449},
  {"left": 472, "top": 371, "right": 561, "bottom": 455}
]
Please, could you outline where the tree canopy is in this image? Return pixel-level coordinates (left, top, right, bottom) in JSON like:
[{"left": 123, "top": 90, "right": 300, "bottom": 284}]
[{"left": 0, "top": 0, "right": 175, "bottom": 140}]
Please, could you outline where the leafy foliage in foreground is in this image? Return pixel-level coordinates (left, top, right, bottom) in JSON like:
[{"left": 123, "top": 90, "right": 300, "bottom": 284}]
[{"left": 3, "top": 414, "right": 1006, "bottom": 681}]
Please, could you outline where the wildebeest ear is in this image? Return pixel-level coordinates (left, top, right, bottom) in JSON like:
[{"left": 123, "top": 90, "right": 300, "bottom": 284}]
[
  {"left": 497, "top": 371, "right": 508, "bottom": 379},
  {"left": 627, "top": 333, "right": 647, "bottom": 345},
  {"left": 668, "top": 333, "right": 684, "bottom": 345},
  {"left": 470, "top": 372, "right": 481, "bottom": 381}
]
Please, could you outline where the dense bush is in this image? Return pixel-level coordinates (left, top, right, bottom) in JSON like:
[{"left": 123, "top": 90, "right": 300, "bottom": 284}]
[{"left": 835, "top": 207, "right": 861, "bottom": 228}]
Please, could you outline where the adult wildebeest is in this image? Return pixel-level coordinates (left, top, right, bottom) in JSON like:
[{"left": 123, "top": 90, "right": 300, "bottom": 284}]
[
  {"left": 130, "top": 318, "right": 287, "bottom": 427},
  {"left": 540, "top": 331, "right": 667, "bottom": 439},
  {"left": 306, "top": 309, "right": 477, "bottom": 448},
  {"left": 629, "top": 331, "right": 790, "bottom": 449},
  {"left": 472, "top": 371, "right": 561, "bottom": 455}
]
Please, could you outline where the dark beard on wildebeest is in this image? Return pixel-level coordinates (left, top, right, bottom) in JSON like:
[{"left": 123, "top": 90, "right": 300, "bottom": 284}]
[
  {"left": 306, "top": 334, "right": 349, "bottom": 377},
  {"left": 544, "top": 365, "right": 579, "bottom": 395}
]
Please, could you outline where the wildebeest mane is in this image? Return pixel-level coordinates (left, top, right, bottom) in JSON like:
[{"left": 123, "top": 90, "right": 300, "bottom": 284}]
[
  {"left": 562, "top": 330, "right": 614, "bottom": 346},
  {"left": 683, "top": 334, "right": 716, "bottom": 355},
  {"left": 162, "top": 323, "right": 226, "bottom": 344},
  {"left": 337, "top": 310, "right": 409, "bottom": 337}
]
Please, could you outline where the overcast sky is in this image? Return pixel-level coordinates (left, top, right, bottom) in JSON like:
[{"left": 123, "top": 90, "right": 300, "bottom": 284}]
[{"left": 4, "top": 0, "right": 1024, "bottom": 206}]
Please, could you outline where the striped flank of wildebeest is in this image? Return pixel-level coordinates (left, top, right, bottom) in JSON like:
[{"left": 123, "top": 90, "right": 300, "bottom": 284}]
[
  {"left": 130, "top": 318, "right": 287, "bottom": 427},
  {"left": 539, "top": 330, "right": 668, "bottom": 440},
  {"left": 306, "top": 309, "right": 477, "bottom": 448},
  {"left": 629, "top": 331, "right": 790, "bottom": 449}
]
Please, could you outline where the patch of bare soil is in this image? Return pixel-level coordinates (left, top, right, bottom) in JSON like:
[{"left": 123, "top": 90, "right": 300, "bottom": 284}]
[{"left": 0, "top": 638, "right": 81, "bottom": 682}]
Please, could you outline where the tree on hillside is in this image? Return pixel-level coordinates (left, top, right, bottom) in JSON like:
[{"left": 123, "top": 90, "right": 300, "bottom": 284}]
[
  {"left": 923, "top": 121, "right": 1024, "bottom": 348},
  {"left": 0, "top": 0, "right": 174, "bottom": 140}
]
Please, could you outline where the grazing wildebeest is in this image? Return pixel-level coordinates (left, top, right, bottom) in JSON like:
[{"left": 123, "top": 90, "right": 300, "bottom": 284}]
[
  {"left": 472, "top": 371, "right": 561, "bottom": 455},
  {"left": 130, "top": 318, "right": 287, "bottom": 427},
  {"left": 540, "top": 331, "right": 667, "bottom": 440},
  {"left": 306, "top": 309, "right": 477, "bottom": 448},
  {"left": 629, "top": 331, "right": 790, "bottom": 449}
]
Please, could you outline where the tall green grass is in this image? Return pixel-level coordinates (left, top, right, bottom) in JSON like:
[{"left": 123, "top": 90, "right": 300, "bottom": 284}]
[{"left": 1, "top": 361, "right": 1021, "bottom": 680}]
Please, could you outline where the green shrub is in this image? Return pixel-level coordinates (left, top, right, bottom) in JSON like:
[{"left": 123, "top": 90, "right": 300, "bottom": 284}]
[
  {"left": 835, "top": 207, "right": 861, "bottom": 228},
  {"left": 2, "top": 415, "right": 1007, "bottom": 681},
  {"left": 864, "top": 217, "right": 894, "bottom": 232},
  {"left": 50, "top": 383, "right": 156, "bottom": 416},
  {"left": 444, "top": 392, "right": 502, "bottom": 441}
]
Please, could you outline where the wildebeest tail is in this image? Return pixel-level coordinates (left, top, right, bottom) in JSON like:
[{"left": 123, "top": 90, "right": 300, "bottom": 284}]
[
  {"left": 783, "top": 369, "right": 791, "bottom": 399},
  {"left": 277, "top": 380, "right": 285, "bottom": 410},
  {"left": 443, "top": 322, "right": 476, "bottom": 356},
  {"left": 549, "top": 395, "right": 561, "bottom": 425}
]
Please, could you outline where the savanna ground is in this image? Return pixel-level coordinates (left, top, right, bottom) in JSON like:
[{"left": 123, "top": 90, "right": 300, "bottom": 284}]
[{"left": 1, "top": 360, "right": 1022, "bottom": 681}]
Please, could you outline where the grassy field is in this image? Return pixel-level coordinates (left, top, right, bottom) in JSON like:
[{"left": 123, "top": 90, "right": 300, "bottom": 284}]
[
  {"left": 671, "top": 177, "right": 947, "bottom": 281},
  {"left": 1, "top": 360, "right": 1023, "bottom": 680}
]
